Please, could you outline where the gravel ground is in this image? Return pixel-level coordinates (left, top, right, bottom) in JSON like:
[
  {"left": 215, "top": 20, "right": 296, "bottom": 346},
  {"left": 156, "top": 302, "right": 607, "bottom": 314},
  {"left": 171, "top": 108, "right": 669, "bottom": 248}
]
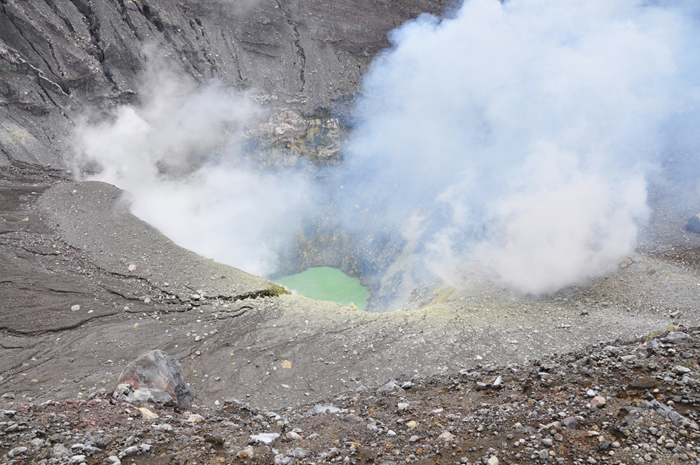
[{"left": 3, "top": 327, "right": 700, "bottom": 464}]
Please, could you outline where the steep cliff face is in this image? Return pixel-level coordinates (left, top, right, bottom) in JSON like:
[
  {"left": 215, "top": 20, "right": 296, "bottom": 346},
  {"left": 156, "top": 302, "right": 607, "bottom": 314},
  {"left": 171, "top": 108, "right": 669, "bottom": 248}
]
[{"left": 0, "top": 0, "right": 448, "bottom": 167}]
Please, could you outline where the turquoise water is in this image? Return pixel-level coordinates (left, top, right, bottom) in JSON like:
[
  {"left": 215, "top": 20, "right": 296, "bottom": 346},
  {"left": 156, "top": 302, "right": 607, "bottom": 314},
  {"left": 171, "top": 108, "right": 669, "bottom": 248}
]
[{"left": 276, "top": 267, "right": 370, "bottom": 311}]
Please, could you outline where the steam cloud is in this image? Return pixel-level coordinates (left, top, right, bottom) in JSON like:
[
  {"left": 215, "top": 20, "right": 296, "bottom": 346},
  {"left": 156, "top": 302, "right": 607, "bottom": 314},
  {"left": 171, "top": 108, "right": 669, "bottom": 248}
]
[
  {"left": 72, "top": 0, "right": 700, "bottom": 307},
  {"left": 339, "top": 0, "right": 700, "bottom": 296},
  {"left": 72, "top": 62, "right": 311, "bottom": 277}
]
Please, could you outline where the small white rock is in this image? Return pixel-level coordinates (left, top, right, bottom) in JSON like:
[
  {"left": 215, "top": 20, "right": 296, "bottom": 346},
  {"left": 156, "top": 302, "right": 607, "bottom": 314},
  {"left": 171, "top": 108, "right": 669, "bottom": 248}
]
[
  {"left": 673, "top": 365, "right": 691, "bottom": 374},
  {"left": 68, "top": 455, "right": 86, "bottom": 464},
  {"left": 119, "top": 445, "right": 139, "bottom": 458},
  {"left": 7, "top": 447, "right": 28, "bottom": 458},
  {"left": 250, "top": 433, "right": 280, "bottom": 445}
]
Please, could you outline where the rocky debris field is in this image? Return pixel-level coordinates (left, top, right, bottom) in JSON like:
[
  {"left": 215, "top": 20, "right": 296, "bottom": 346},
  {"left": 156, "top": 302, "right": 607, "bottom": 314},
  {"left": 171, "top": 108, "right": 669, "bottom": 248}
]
[
  {"left": 4, "top": 162, "right": 700, "bottom": 418},
  {"left": 4, "top": 328, "right": 700, "bottom": 465}
]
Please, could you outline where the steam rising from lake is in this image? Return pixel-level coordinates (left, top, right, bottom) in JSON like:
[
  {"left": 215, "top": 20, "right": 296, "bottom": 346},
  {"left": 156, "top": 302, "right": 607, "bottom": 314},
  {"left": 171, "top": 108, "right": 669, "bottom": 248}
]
[
  {"left": 73, "top": 0, "right": 700, "bottom": 307},
  {"left": 339, "top": 0, "right": 700, "bottom": 297},
  {"left": 72, "top": 63, "right": 311, "bottom": 277}
]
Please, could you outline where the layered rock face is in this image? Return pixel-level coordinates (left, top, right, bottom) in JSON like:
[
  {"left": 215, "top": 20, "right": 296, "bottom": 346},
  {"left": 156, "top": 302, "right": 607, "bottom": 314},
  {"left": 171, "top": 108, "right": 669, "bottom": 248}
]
[{"left": 0, "top": 0, "right": 448, "bottom": 167}]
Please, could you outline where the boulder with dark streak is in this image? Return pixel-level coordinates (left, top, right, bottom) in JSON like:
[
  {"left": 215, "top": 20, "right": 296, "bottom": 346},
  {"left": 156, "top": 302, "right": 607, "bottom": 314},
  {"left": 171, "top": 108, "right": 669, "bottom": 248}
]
[{"left": 116, "top": 349, "right": 193, "bottom": 408}]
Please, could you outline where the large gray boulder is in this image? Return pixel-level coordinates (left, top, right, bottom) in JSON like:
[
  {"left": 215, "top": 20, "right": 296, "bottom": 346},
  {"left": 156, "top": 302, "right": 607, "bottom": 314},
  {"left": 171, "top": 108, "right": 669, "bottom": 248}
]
[
  {"left": 116, "top": 350, "right": 193, "bottom": 408},
  {"left": 686, "top": 214, "right": 700, "bottom": 234}
]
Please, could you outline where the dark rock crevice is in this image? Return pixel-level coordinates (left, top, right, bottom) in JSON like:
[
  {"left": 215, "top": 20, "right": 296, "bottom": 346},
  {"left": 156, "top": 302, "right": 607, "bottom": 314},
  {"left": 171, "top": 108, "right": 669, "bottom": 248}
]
[
  {"left": 44, "top": 0, "right": 76, "bottom": 35},
  {"left": 275, "top": 0, "right": 306, "bottom": 93},
  {"left": 138, "top": 2, "right": 165, "bottom": 34},
  {"left": 0, "top": 145, "right": 12, "bottom": 164},
  {"left": 68, "top": 0, "right": 106, "bottom": 63},
  {"left": 1, "top": 6, "right": 62, "bottom": 80},
  {"left": 218, "top": 29, "right": 244, "bottom": 83},
  {"left": 0, "top": 311, "right": 120, "bottom": 337},
  {"left": 178, "top": 6, "right": 218, "bottom": 78},
  {"left": 45, "top": 41, "right": 66, "bottom": 86},
  {"left": 115, "top": 0, "right": 144, "bottom": 43}
]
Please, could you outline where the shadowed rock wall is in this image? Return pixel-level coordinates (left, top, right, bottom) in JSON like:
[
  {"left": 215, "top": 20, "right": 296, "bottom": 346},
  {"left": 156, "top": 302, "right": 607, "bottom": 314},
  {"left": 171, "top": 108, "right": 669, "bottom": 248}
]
[{"left": 0, "top": 0, "right": 448, "bottom": 167}]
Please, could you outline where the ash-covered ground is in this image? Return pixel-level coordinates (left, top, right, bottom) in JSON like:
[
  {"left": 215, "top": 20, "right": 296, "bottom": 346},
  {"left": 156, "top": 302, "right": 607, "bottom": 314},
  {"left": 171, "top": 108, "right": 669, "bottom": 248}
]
[{"left": 2, "top": 159, "right": 700, "bottom": 463}]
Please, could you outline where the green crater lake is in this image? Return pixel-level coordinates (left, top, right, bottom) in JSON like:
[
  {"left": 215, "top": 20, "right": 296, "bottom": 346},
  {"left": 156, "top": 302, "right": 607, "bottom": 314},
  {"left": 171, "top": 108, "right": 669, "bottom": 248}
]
[{"left": 276, "top": 267, "right": 370, "bottom": 311}]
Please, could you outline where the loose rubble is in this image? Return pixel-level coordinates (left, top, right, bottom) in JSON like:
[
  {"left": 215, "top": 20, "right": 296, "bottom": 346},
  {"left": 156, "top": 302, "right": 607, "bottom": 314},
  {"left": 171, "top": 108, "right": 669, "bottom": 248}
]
[{"left": 3, "top": 328, "right": 700, "bottom": 464}]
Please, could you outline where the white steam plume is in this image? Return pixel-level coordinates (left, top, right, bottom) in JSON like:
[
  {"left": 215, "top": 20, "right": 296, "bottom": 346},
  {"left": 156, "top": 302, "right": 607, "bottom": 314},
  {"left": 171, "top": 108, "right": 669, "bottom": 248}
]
[
  {"left": 71, "top": 0, "right": 700, "bottom": 308},
  {"left": 72, "top": 62, "right": 311, "bottom": 277},
  {"left": 340, "top": 0, "right": 700, "bottom": 296}
]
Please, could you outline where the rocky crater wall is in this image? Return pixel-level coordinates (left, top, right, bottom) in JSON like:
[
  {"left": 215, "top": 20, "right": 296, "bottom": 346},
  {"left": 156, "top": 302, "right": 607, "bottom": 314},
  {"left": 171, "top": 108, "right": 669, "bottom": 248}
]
[{"left": 0, "top": 0, "right": 449, "bottom": 167}]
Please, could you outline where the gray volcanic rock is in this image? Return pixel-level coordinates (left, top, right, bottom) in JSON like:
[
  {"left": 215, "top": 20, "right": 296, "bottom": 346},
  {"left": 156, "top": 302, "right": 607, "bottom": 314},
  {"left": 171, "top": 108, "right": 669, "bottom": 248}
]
[
  {"left": 686, "top": 213, "right": 700, "bottom": 234},
  {"left": 116, "top": 349, "right": 192, "bottom": 407},
  {"left": 0, "top": 0, "right": 448, "bottom": 167}
]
